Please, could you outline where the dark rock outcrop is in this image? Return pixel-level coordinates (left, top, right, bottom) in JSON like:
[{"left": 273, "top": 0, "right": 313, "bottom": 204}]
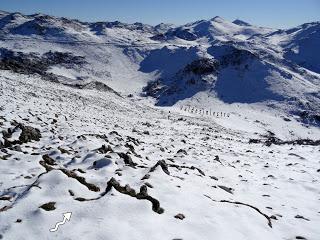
[
  {"left": 104, "top": 178, "right": 164, "bottom": 214},
  {"left": 184, "top": 58, "right": 219, "bottom": 75}
]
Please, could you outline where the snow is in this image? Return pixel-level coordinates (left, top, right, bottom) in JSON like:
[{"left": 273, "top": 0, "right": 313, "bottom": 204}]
[{"left": 0, "top": 10, "right": 319, "bottom": 240}]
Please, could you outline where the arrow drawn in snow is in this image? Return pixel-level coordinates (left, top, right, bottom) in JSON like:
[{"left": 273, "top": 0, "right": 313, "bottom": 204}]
[{"left": 49, "top": 212, "right": 72, "bottom": 232}]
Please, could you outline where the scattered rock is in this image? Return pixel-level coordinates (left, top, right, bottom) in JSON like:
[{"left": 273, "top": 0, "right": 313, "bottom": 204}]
[
  {"left": 0, "top": 196, "right": 12, "bottom": 201},
  {"left": 295, "top": 215, "right": 310, "bottom": 221},
  {"left": 96, "top": 145, "right": 113, "bottom": 154},
  {"left": 11, "top": 145, "right": 22, "bottom": 152},
  {"left": 42, "top": 154, "right": 56, "bottom": 166},
  {"left": 210, "top": 176, "right": 218, "bottom": 181},
  {"left": 296, "top": 236, "right": 307, "bottom": 240},
  {"left": 77, "top": 168, "right": 86, "bottom": 174},
  {"left": 144, "top": 182, "right": 153, "bottom": 188},
  {"left": 218, "top": 185, "right": 234, "bottom": 194},
  {"left": 150, "top": 160, "right": 170, "bottom": 175},
  {"left": 174, "top": 213, "right": 185, "bottom": 220},
  {"left": 141, "top": 174, "right": 150, "bottom": 180},
  {"left": 18, "top": 124, "right": 41, "bottom": 143},
  {"left": 176, "top": 149, "right": 187, "bottom": 155},
  {"left": 68, "top": 190, "right": 75, "bottom": 196},
  {"left": 214, "top": 155, "right": 222, "bottom": 164},
  {"left": 117, "top": 152, "right": 137, "bottom": 168},
  {"left": 58, "top": 147, "right": 71, "bottom": 154},
  {"left": 39, "top": 202, "right": 56, "bottom": 211}
]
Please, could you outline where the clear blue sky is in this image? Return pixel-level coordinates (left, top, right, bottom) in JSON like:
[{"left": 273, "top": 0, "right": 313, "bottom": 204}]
[{"left": 0, "top": 0, "right": 319, "bottom": 28}]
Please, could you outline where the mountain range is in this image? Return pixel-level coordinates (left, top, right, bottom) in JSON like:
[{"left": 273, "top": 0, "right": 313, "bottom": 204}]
[
  {"left": 0, "top": 10, "right": 319, "bottom": 126},
  {"left": 0, "top": 10, "right": 320, "bottom": 240}
]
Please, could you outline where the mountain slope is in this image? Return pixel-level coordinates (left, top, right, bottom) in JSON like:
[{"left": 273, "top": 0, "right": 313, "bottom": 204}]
[
  {"left": 0, "top": 11, "right": 319, "bottom": 124},
  {"left": 0, "top": 10, "right": 320, "bottom": 240}
]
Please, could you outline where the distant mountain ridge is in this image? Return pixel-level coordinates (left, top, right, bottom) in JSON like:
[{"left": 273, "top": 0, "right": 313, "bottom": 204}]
[{"left": 0, "top": 10, "right": 319, "bottom": 125}]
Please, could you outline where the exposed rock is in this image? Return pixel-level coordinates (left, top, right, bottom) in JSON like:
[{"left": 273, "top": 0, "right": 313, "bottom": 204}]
[
  {"left": 117, "top": 152, "right": 137, "bottom": 168},
  {"left": 18, "top": 124, "right": 41, "bottom": 143},
  {"left": 39, "top": 159, "right": 100, "bottom": 192},
  {"left": 295, "top": 215, "right": 310, "bottom": 221},
  {"left": 59, "top": 168, "right": 100, "bottom": 192},
  {"left": 42, "top": 154, "right": 56, "bottom": 166},
  {"left": 174, "top": 213, "right": 185, "bottom": 220},
  {"left": 71, "top": 81, "right": 120, "bottom": 96},
  {"left": 218, "top": 185, "right": 234, "bottom": 194},
  {"left": 144, "top": 182, "right": 153, "bottom": 188},
  {"left": 205, "top": 195, "right": 273, "bottom": 228},
  {"left": 104, "top": 178, "right": 164, "bottom": 214},
  {"left": 0, "top": 48, "right": 85, "bottom": 81},
  {"left": 142, "top": 79, "right": 168, "bottom": 98},
  {"left": 184, "top": 58, "right": 219, "bottom": 75},
  {"left": 167, "top": 163, "right": 206, "bottom": 176},
  {"left": 141, "top": 174, "right": 151, "bottom": 180},
  {"left": 210, "top": 176, "right": 218, "bottom": 181},
  {"left": 214, "top": 155, "right": 222, "bottom": 164},
  {"left": 249, "top": 136, "right": 320, "bottom": 146},
  {"left": 0, "top": 124, "right": 41, "bottom": 148},
  {"left": 39, "top": 202, "right": 56, "bottom": 211},
  {"left": 96, "top": 145, "right": 113, "bottom": 154},
  {"left": 167, "top": 28, "right": 197, "bottom": 41},
  {"left": 0, "top": 196, "right": 12, "bottom": 201},
  {"left": 58, "top": 147, "right": 71, "bottom": 154},
  {"left": 11, "top": 145, "right": 22, "bottom": 152},
  {"left": 176, "top": 149, "right": 187, "bottom": 155},
  {"left": 296, "top": 236, "right": 307, "bottom": 240},
  {"left": 68, "top": 190, "right": 75, "bottom": 196},
  {"left": 150, "top": 160, "right": 170, "bottom": 175}
]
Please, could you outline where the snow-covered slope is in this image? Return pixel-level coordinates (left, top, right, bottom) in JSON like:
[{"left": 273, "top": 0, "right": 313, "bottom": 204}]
[
  {"left": 1, "top": 11, "right": 317, "bottom": 124},
  {"left": 262, "top": 21, "right": 320, "bottom": 74},
  {"left": 0, "top": 10, "right": 320, "bottom": 240}
]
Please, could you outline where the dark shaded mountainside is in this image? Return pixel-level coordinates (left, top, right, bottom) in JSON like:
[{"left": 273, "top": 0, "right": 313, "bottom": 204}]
[{"left": 0, "top": 10, "right": 319, "bottom": 124}]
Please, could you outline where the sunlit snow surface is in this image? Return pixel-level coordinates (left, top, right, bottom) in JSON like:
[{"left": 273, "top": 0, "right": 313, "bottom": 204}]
[
  {"left": 0, "top": 10, "right": 320, "bottom": 240},
  {"left": 0, "top": 72, "right": 319, "bottom": 240}
]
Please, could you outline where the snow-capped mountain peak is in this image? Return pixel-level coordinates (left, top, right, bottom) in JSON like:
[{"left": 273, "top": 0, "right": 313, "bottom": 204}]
[
  {"left": 232, "top": 19, "right": 252, "bottom": 26},
  {"left": 0, "top": 10, "right": 319, "bottom": 123},
  {"left": 210, "top": 16, "right": 226, "bottom": 22}
]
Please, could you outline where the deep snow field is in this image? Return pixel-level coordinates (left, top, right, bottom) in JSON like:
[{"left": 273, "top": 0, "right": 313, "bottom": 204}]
[{"left": 0, "top": 71, "right": 319, "bottom": 240}]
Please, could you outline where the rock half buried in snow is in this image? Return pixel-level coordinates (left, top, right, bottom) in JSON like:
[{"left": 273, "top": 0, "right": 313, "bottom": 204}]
[
  {"left": 39, "top": 202, "right": 56, "bottom": 211},
  {"left": 117, "top": 152, "right": 137, "bottom": 168},
  {"left": 105, "top": 178, "right": 164, "bottom": 214},
  {"left": 1, "top": 123, "right": 41, "bottom": 148},
  {"left": 174, "top": 213, "right": 185, "bottom": 220},
  {"left": 18, "top": 124, "right": 41, "bottom": 143}
]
